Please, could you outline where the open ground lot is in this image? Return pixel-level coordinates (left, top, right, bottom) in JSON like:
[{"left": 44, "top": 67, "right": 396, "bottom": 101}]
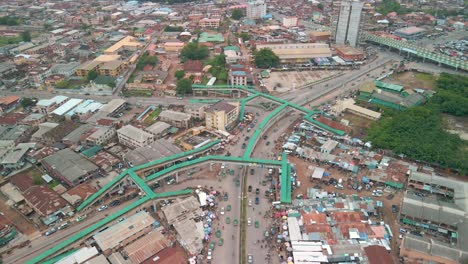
[
  {"left": 385, "top": 71, "right": 437, "bottom": 90},
  {"left": 262, "top": 70, "right": 341, "bottom": 94},
  {"left": 341, "top": 113, "right": 374, "bottom": 138}
]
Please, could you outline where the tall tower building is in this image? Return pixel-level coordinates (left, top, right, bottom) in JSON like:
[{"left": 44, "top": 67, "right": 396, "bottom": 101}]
[
  {"left": 334, "top": 1, "right": 364, "bottom": 47},
  {"left": 246, "top": 0, "right": 267, "bottom": 19}
]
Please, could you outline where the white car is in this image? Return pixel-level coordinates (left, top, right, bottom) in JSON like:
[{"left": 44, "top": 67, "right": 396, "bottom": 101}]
[
  {"left": 220, "top": 207, "right": 225, "bottom": 215},
  {"left": 97, "top": 205, "right": 108, "bottom": 212},
  {"left": 207, "top": 250, "right": 212, "bottom": 260},
  {"left": 248, "top": 254, "right": 253, "bottom": 263},
  {"left": 248, "top": 200, "right": 252, "bottom": 207},
  {"left": 247, "top": 218, "right": 252, "bottom": 226}
]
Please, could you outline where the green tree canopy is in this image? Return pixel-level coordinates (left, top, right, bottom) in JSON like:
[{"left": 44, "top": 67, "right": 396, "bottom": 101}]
[
  {"left": 176, "top": 78, "right": 193, "bottom": 95},
  {"left": 164, "top": 25, "right": 184, "bottom": 32},
  {"left": 366, "top": 106, "right": 468, "bottom": 174},
  {"left": 376, "top": 0, "right": 411, "bottom": 15},
  {"left": 239, "top": 32, "right": 250, "bottom": 42},
  {"left": 20, "top": 98, "right": 36, "bottom": 108},
  {"left": 254, "top": 48, "right": 280, "bottom": 68},
  {"left": 429, "top": 73, "right": 468, "bottom": 116},
  {"left": 231, "top": 9, "right": 245, "bottom": 20},
  {"left": 180, "top": 42, "right": 209, "bottom": 61},
  {"left": 136, "top": 51, "right": 158, "bottom": 70},
  {"left": 0, "top": 16, "right": 20, "bottom": 25},
  {"left": 21, "top": 31, "right": 31, "bottom": 42},
  {"left": 175, "top": 70, "right": 185, "bottom": 80},
  {"left": 87, "top": 70, "right": 98, "bottom": 81},
  {"left": 55, "top": 80, "right": 70, "bottom": 89}
]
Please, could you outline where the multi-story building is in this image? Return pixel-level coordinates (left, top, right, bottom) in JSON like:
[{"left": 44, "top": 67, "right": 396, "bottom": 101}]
[
  {"left": 229, "top": 70, "right": 248, "bottom": 86},
  {"left": 117, "top": 125, "right": 154, "bottom": 149},
  {"left": 159, "top": 110, "right": 192, "bottom": 129},
  {"left": 246, "top": 0, "right": 266, "bottom": 19},
  {"left": 87, "top": 126, "right": 116, "bottom": 146},
  {"left": 205, "top": 101, "right": 239, "bottom": 131},
  {"left": 255, "top": 43, "right": 332, "bottom": 64},
  {"left": 283, "top": 16, "right": 298, "bottom": 28},
  {"left": 334, "top": 1, "right": 364, "bottom": 47},
  {"left": 185, "top": 103, "right": 208, "bottom": 120},
  {"left": 75, "top": 60, "right": 101, "bottom": 77},
  {"left": 98, "top": 60, "right": 125, "bottom": 77},
  {"left": 199, "top": 18, "right": 221, "bottom": 28}
]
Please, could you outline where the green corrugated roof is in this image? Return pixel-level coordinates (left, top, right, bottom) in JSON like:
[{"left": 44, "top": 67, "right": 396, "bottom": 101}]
[
  {"left": 374, "top": 80, "right": 404, "bottom": 93},
  {"left": 198, "top": 32, "right": 225, "bottom": 43},
  {"left": 81, "top": 145, "right": 103, "bottom": 158},
  {"left": 224, "top": 46, "right": 240, "bottom": 52},
  {"left": 280, "top": 152, "right": 292, "bottom": 204}
]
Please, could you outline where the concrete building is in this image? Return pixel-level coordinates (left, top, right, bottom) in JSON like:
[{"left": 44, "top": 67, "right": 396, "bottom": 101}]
[
  {"left": 144, "top": 122, "right": 171, "bottom": 139},
  {"left": 229, "top": 70, "right": 248, "bottom": 86},
  {"left": 256, "top": 43, "right": 332, "bottom": 64},
  {"left": 98, "top": 60, "right": 125, "bottom": 77},
  {"left": 334, "top": 1, "right": 364, "bottom": 47},
  {"left": 42, "top": 148, "right": 100, "bottom": 186},
  {"left": 335, "top": 46, "right": 365, "bottom": 61},
  {"left": 159, "top": 110, "right": 192, "bottom": 129},
  {"left": 394, "top": 26, "right": 427, "bottom": 40},
  {"left": 104, "top": 36, "right": 144, "bottom": 55},
  {"left": 124, "top": 139, "right": 182, "bottom": 167},
  {"left": 246, "top": 0, "right": 266, "bottom": 19},
  {"left": 35, "top": 95, "right": 69, "bottom": 115},
  {"left": 93, "top": 212, "right": 155, "bottom": 253},
  {"left": 86, "top": 126, "right": 116, "bottom": 146},
  {"left": 199, "top": 18, "right": 221, "bottom": 28},
  {"left": 117, "top": 125, "right": 154, "bottom": 149},
  {"left": 205, "top": 101, "right": 239, "bottom": 131},
  {"left": 283, "top": 16, "right": 298, "bottom": 27},
  {"left": 184, "top": 103, "right": 208, "bottom": 120}
]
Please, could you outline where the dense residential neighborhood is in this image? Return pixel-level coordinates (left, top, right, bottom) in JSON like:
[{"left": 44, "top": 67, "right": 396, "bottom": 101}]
[{"left": 0, "top": 0, "right": 466, "bottom": 264}]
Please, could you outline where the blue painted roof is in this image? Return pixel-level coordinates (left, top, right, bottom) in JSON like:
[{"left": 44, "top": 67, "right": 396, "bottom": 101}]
[{"left": 232, "top": 71, "right": 246, "bottom": 76}]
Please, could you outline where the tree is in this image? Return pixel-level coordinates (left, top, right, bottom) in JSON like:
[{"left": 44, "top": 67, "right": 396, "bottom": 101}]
[
  {"left": 55, "top": 80, "right": 70, "bottom": 89},
  {"left": 175, "top": 70, "right": 185, "bottom": 80},
  {"left": 136, "top": 51, "right": 158, "bottom": 70},
  {"left": 176, "top": 78, "right": 192, "bottom": 95},
  {"left": 21, "top": 31, "right": 31, "bottom": 42},
  {"left": 87, "top": 70, "right": 98, "bottom": 81},
  {"left": 231, "top": 9, "right": 245, "bottom": 20},
  {"left": 254, "top": 48, "right": 280, "bottom": 68},
  {"left": 20, "top": 98, "right": 36, "bottom": 108},
  {"left": 164, "top": 25, "right": 184, "bottom": 32},
  {"left": 317, "top": 3, "right": 324, "bottom": 10},
  {"left": 429, "top": 73, "right": 468, "bottom": 116},
  {"left": 239, "top": 32, "right": 250, "bottom": 42},
  {"left": 366, "top": 106, "right": 468, "bottom": 174},
  {"left": 180, "top": 42, "right": 209, "bottom": 61},
  {"left": 108, "top": 81, "right": 116, "bottom": 88},
  {"left": 0, "top": 16, "right": 20, "bottom": 26}
]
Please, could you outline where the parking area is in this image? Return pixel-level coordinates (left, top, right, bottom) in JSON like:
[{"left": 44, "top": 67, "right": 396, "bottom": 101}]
[{"left": 262, "top": 70, "right": 340, "bottom": 93}]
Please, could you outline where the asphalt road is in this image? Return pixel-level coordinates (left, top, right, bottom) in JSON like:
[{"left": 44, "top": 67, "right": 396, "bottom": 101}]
[
  {"left": 3, "top": 201, "right": 131, "bottom": 264},
  {"left": 5, "top": 48, "right": 465, "bottom": 262}
]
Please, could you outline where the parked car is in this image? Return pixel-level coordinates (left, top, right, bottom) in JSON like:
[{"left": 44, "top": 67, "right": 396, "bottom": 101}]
[
  {"left": 255, "top": 188, "right": 260, "bottom": 195},
  {"left": 45, "top": 228, "right": 57, "bottom": 236},
  {"left": 58, "top": 221, "right": 70, "bottom": 230},
  {"left": 75, "top": 214, "right": 87, "bottom": 222},
  {"left": 248, "top": 185, "right": 252, "bottom": 192},
  {"left": 247, "top": 218, "right": 252, "bottom": 226},
  {"left": 248, "top": 254, "right": 254, "bottom": 263},
  {"left": 392, "top": 205, "right": 398, "bottom": 213},
  {"left": 220, "top": 207, "right": 225, "bottom": 215},
  {"left": 250, "top": 168, "right": 255, "bottom": 175},
  {"left": 97, "top": 205, "right": 108, "bottom": 212},
  {"left": 109, "top": 200, "right": 121, "bottom": 207},
  {"left": 255, "top": 197, "right": 259, "bottom": 205},
  {"left": 248, "top": 199, "right": 252, "bottom": 206},
  {"left": 387, "top": 194, "right": 395, "bottom": 200}
]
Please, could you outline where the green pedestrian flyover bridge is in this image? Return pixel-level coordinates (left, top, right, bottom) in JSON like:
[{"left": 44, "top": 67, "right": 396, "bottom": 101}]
[
  {"left": 27, "top": 85, "right": 346, "bottom": 264},
  {"left": 365, "top": 34, "right": 468, "bottom": 72}
]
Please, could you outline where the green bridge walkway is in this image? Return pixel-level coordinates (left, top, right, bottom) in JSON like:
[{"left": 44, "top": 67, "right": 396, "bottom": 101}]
[{"left": 28, "top": 84, "right": 347, "bottom": 263}]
